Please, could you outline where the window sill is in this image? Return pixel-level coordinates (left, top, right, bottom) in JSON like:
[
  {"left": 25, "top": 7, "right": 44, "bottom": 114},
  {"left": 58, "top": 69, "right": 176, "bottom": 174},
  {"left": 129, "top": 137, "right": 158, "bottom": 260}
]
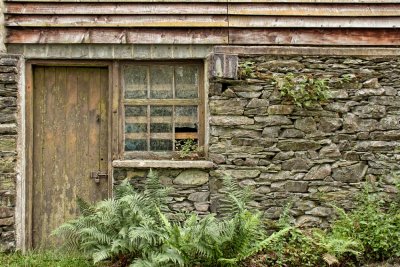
[{"left": 112, "top": 160, "right": 216, "bottom": 169}]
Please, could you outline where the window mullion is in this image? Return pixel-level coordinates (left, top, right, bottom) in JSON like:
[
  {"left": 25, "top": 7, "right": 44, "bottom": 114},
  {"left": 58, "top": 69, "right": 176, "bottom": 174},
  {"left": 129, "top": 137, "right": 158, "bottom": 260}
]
[{"left": 172, "top": 67, "right": 176, "bottom": 152}]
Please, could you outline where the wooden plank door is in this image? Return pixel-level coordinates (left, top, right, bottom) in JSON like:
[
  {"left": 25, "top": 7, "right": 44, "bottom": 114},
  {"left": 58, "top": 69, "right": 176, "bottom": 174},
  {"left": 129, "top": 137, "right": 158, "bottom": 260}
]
[{"left": 31, "top": 66, "right": 109, "bottom": 249}]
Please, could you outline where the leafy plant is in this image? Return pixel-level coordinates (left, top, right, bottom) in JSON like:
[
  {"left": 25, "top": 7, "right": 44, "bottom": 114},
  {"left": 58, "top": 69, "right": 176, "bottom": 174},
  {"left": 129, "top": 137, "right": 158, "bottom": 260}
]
[
  {"left": 238, "top": 61, "right": 256, "bottom": 79},
  {"left": 175, "top": 138, "right": 200, "bottom": 158},
  {"left": 329, "top": 185, "right": 400, "bottom": 262},
  {"left": 274, "top": 73, "right": 331, "bottom": 107},
  {"left": 53, "top": 170, "right": 172, "bottom": 266}
]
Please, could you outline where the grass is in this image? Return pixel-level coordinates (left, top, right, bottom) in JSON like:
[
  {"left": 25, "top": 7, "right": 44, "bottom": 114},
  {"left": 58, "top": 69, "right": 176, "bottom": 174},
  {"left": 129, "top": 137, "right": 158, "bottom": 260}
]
[{"left": 0, "top": 251, "right": 94, "bottom": 267}]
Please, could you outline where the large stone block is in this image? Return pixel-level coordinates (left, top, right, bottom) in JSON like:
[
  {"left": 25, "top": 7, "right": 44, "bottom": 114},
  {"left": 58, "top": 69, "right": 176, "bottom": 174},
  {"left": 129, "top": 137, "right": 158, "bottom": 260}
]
[
  {"left": 173, "top": 170, "right": 209, "bottom": 186},
  {"left": 332, "top": 162, "right": 368, "bottom": 183}
]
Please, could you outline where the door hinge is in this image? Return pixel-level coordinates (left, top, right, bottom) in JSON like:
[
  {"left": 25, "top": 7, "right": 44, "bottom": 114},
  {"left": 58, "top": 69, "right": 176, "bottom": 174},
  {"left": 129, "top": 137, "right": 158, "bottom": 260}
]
[{"left": 91, "top": 171, "right": 108, "bottom": 184}]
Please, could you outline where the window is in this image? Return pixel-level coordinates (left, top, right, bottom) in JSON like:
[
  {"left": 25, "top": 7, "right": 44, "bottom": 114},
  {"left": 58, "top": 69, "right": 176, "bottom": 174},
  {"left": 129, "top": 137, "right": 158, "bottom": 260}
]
[{"left": 121, "top": 62, "right": 204, "bottom": 159}]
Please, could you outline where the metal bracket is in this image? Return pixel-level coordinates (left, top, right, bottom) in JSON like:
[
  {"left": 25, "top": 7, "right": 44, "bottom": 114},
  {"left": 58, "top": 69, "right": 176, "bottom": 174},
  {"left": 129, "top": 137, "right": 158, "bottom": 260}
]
[{"left": 91, "top": 171, "right": 108, "bottom": 184}]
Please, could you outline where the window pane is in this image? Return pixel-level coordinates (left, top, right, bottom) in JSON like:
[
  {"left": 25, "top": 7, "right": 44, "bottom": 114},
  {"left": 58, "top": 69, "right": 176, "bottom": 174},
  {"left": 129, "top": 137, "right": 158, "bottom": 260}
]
[
  {"left": 150, "top": 66, "right": 173, "bottom": 99},
  {"left": 125, "top": 106, "right": 147, "bottom": 151},
  {"left": 175, "top": 106, "right": 198, "bottom": 129},
  {"left": 150, "top": 106, "right": 173, "bottom": 151},
  {"left": 124, "top": 66, "right": 147, "bottom": 99},
  {"left": 125, "top": 139, "right": 147, "bottom": 151},
  {"left": 175, "top": 66, "right": 199, "bottom": 99}
]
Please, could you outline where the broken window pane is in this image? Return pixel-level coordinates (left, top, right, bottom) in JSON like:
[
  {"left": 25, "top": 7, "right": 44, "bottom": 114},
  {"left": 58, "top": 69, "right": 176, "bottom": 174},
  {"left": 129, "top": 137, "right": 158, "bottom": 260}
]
[
  {"left": 150, "top": 66, "right": 173, "bottom": 99},
  {"left": 175, "top": 65, "right": 199, "bottom": 99},
  {"left": 124, "top": 66, "right": 147, "bottom": 99}
]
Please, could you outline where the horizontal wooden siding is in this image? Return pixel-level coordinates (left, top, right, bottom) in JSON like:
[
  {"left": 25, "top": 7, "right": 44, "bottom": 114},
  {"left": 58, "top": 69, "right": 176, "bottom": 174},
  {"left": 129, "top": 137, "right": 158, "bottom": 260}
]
[{"left": 4, "top": 1, "right": 400, "bottom": 46}]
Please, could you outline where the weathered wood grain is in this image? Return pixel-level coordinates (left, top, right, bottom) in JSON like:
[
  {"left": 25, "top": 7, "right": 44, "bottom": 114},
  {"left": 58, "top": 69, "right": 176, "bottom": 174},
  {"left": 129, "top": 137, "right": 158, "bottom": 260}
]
[
  {"left": 5, "top": 2, "right": 227, "bottom": 15},
  {"left": 5, "top": 0, "right": 400, "bottom": 3},
  {"left": 229, "top": 3, "right": 400, "bottom": 16},
  {"left": 5, "top": 15, "right": 228, "bottom": 27},
  {"left": 6, "top": 3, "right": 400, "bottom": 17},
  {"left": 229, "top": 16, "right": 400, "bottom": 28},
  {"left": 229, "top": 28, "right": 400, "bottom": 46},
  {"left": 31, "top": 66, "right": 109, "bottom": 248},
  {"left": 6, "top": 28, "right": 229, "bottom": 44}
]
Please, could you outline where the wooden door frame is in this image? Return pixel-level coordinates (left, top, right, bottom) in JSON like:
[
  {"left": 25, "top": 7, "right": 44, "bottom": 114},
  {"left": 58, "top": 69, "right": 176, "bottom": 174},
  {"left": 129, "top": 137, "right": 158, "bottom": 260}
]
[{"left": 24, "top": 60, "right": 116, "bottom": 249}]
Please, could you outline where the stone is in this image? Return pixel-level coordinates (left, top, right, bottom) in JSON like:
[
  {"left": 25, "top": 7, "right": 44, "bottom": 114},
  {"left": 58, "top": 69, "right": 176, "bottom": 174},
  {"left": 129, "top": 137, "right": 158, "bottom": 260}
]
[
  {"left": 318, "top": 117, "right": 342, "bottom": 132},
  {"left": 256, "top": 186, "right": 271, "bottom": 194},
  {"left": 210, "top": 116, "right": 254, "bottom": 126},
  {"left": 194, "top": 203, "right": 209, "bottom": 212},
  {"left": 264, "top": 207, "right": 284, "bottom": 219},
  {"left": 330, "top": 90, "right": 348, "bottom": 99},
  {"left": 0, "top": 137, "right": 16, "bottom": 151},
  {"left": 221, "top": 88, "right": 236, "bottom": 98},
  {"left": 355, "top": 141, "right": 398, "bottom": 152},
  {"left": 0, "top": 217, "right": 14, "bottom": 226},
  {"left": 273, "top": 151, "right": 294, "bottom": 161},
  {"left": 295, "top": 117, "right": 317, "bottom": 133},
  {"left": 324, "top": 102, "right": 349, "bottom": 113},
  {"left": 188, "top": 192, "right": 210, "bottom": 202},
  {"left": 209, "top": 99, "right": 248, "bottom": 115},
  {"left": 306, "top": 207, "right": 332, "bottom": 217},
  {"left": 267, "top": 105, "right": 294, "bottom": 115},
  {"left": 0, "top": 207, "right": 13, "bottom": 218},
  {"left": 282, "top": 158, "right": 311, "bottom": 171},
  {"left": 262, "top": 127, "right": 280, "bottom": 138},
  {"left": 174, "top": 170, "right": 209, "bottom": 186},
  {"left": 280, "top": 129, "right": 305, "bottom": 138},
  {"left": 236, "top": 91, "right": 262, "bottom": 98},
  {"left": 254, "top": 115, "right": 292, "bottom": 125},
  {"left": 380, "top": 116, "right": 400, "bottom": 130},
  {"left": 285, "top": 181, "right": 308, "bottom": 193},
  {"left": 355, "top": 88, "right": 385, "bottom": 97},
  {"left": 209, "top": 153, "right": 226, "bottom": 164},
  {"left": 222, "top": 169, "right": 261, "bottom": 179},
  {"left": 239, "top": 179, "right": 257, "bottom": 187},
  {"left": 295, "top": 215, "right": 322, "bottom": 227},
  {"left": 259, "top": 60, "right": 304, "bottom": 71},
  {"left": 304, "top": 165, "right": 331, "bottom": 180},
  {"left": 171, "top": 201, "right": 194, "bottom": 212},
  {"left": 319, "top": 144, "right": 341, "bottom": 158},
  {"left": 332, "top": 162, "right": 368, "bottom": 183},
  {"left": 277, "top": 140, "right": 321, "bottom": 151},
  {"left": 247, "top": 99, "right": 269, "bottom": 108},
  {"left": 352, "top": 105, "right": 386, "bottom": 119},
  {"left": 362, "top": 78, "right": 380, "bottom": 89}
]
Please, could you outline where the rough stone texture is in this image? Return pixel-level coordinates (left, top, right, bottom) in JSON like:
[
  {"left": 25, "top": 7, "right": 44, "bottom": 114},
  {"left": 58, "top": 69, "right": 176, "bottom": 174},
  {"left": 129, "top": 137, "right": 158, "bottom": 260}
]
[
  {"left": 208, "top": 55, "right": 400, "bottom": 227},
  {"left": 113, "top": 168, "right": 211, "bottom": 215},
  {"left": 0, "top": 55, "right": 19, "bottom": 252}
]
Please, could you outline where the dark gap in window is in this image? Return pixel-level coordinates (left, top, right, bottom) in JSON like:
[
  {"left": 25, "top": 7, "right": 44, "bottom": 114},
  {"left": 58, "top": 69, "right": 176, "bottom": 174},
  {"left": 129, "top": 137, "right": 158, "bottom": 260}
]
[{"left": 175, "top": 126, "right": 197, "bottom": 133}]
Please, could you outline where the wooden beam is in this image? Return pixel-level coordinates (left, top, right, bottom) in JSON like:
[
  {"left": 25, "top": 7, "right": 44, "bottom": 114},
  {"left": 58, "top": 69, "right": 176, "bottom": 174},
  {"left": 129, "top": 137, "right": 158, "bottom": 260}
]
[
  {"left": 4, "top": 0, "right": 400, "bottom": 3},
  {"left": 229, "top": 28, "right": 400, "bottom": 46},
  {"left": 5, "top": 3, "right": 227, "bottom": 15},
  {"left": 6, "top": 28, "right": 229, "bottom": 44},
  {"left": 229, "top": 16, "right": 400, "bottom": 28},
  {"left": 228, "top": 3, "right": 400, "bottom": 16},
  {"left": 5, "top": 15, "right": 228, "bottom": 27}
]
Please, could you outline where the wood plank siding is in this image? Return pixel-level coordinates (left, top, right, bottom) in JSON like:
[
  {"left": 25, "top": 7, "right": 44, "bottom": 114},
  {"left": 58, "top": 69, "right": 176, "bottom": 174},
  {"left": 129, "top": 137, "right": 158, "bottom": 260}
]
[{"left": 4, "top": 1, "right": 400, "bottom": 46}]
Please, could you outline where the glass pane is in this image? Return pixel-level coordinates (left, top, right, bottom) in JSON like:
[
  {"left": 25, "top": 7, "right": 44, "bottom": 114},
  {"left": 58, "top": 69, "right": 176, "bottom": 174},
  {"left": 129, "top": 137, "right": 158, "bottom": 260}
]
[
  {"left": 150, "top": 66, "right": 173, "bottom": 99},
  {"left": 125, "top": 139, "right": 147, "bottom": 151},
  {"left": 150, "top": 139, "right": 173, "bottom": 151},
  {"left": 175, "top": 65, "right": 199, "bottom": 99},
  {"left": 175, "top": 106, "right": 198, "bottom": 130},
  {"left": 125, "top": 105, "right": 148, "bottom": 151},
  {"left": 123, "top": 65, "right": 148, "bottom": 99},
  {"left": 150, "top": 106, "right": 173, "bottom": 151}
]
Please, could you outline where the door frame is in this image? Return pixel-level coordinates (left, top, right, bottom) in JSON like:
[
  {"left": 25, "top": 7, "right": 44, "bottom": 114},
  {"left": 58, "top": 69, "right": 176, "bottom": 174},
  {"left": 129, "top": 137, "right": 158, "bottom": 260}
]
[{"left": 23, "top": 60, "right": 116, "bottom": 249}]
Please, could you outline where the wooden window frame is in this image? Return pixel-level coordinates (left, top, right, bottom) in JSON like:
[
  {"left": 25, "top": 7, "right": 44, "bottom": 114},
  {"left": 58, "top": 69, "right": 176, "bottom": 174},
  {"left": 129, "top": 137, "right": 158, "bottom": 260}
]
[{"left": 119, "top": 60, "right": 205, "bottom": 160}]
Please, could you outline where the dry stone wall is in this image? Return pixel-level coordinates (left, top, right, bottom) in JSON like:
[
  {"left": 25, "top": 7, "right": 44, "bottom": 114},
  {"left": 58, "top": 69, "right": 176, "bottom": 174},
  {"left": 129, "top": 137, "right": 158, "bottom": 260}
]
[
  {"left": 0, "top": 55, "right": 20, "bottom": 251},
  {"left": 208, "top": 55, "right": 400, "bottom": 227}
]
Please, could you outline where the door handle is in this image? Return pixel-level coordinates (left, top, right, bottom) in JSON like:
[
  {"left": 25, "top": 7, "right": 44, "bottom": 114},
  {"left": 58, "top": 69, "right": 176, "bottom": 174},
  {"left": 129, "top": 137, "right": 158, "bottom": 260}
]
[{"left": 91, "top": 171, "right": 108, "bottom": 184}]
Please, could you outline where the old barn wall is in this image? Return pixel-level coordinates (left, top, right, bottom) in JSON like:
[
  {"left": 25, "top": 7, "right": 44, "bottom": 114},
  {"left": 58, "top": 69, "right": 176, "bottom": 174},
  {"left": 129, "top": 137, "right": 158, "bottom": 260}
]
[
  {"left": 0, "top": 54, "right": 20, "bottom": 252},
  {"left": 112, "top": 54, "right": 400, "bottom": 228},
  {"left": 207, "top": 54, "right": 400, "bottom": 227}
]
